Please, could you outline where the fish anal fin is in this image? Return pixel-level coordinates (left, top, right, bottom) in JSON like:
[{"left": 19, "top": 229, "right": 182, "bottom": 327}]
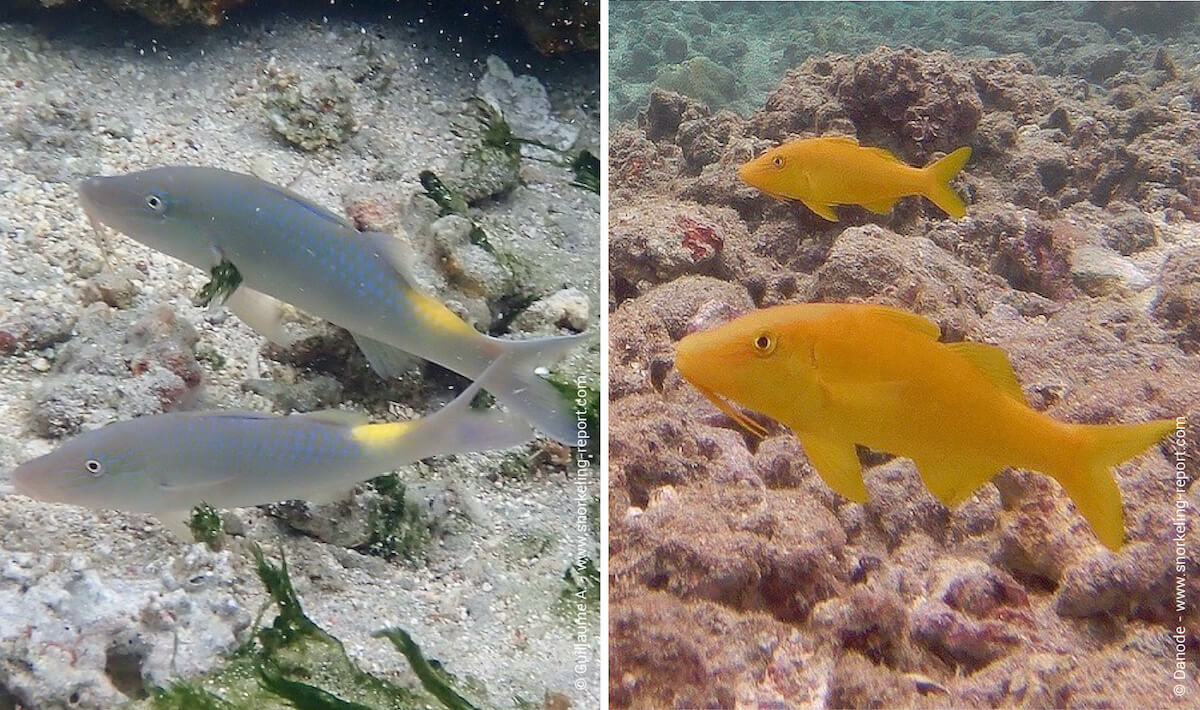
[
  {"left": 862, "top": 198, "right": 899, "bottom": 215},
  {"left": 800, "top": 198, "right": 839, "bottom": 221},
  {"left": 946, "top": 342, "right": 1025, "bottom": 402},
  {"left": 351, "top": 333, "right": 420, "bottom": 379},
  {"left": 914, "top": 458, "right": 1001, "bottom": 507},
  {"left": 799, "top": 434, "right": 868, "bottom": 503}
]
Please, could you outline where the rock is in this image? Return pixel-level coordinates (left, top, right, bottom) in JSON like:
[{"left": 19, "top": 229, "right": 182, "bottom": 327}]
[
  {"left": 644, "top": 88, "right": 709, "bottom": 142},
  {"left": 0, "top": 303, "right": 78, "bottom": 355},
  {"left": 445, "top": 143, "right": 521, "bottom": 204},
  {"left": 1070, "top": 244, "right": 1151, "bottom": 296},
  {"left": 1101, "top": 209, "right": 1158, "bottom": 255},
  {"left": 1152, "top": 245, "right": 1200, "bottom": 353},
  {"left": 654, "top": 57, "right": 742, "bottom": 113},
  {"left": 81, "top": 267, "right": 141, "bottom": 309},
  {"left": 910, "top": 599, "right": 1021, "bottom": 670},
  {"left": 0, "top": 545, "right": 250, "bottom": 708},
  {"left": 241, "top": 374, "right": 344, "bottom": 413},
  {"left": 513, "top": 287, "right": 590, "bottom": 333},
  {"left": 478, "top": 55, "right": 579, "bottom": 152},
  {"left": 32, "top": 304, "right": 202, "bottom": 437},
  {"left": 263, "top": 69, "right": 359, "bottom": 151}
]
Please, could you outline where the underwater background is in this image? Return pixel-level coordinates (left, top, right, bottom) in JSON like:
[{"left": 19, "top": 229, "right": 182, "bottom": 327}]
[
  {"left": 0, "top": 1, "right": 599, "bottom": 709},
  {"left": 609, "top": 2, "right": 1198, "bottom": 708}
]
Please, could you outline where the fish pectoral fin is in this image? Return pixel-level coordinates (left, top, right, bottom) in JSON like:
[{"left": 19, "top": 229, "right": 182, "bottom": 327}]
[
  {"left": 820, "top": 378, "right": 909, "bottom": 416},
  {"left": 914, "top": 458, "right": 1001, "bottom": 507},
  {"left": 945, "top": 342, "right": 1026, "bottom": 403},
  {"left": 799, "top": 198, "right": 839, "bottom": 221},
  {"left": 351, "top": 333, "right": 419, "bottom": 380},
  {"left": 799, "top": 435, "right": 868, "bottom": 503},
  {"left": 225, "top": 287, "right": 296, "bottom": 347},
  {"left": 862, "top": 198, "right": 899, "bottom": 215}
]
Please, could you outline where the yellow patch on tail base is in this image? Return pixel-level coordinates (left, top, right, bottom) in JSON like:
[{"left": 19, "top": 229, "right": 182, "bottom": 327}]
[
  {"left": 408, "top": 289, "right": 479, "bottom": 337},
  {"left": 351, "top": 421, "right": 416, "bottom": 451}
]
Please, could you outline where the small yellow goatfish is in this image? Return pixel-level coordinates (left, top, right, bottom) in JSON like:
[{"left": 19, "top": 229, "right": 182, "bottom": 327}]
[
  {"left": 675, "top": 303, "right": 1175, "bottom": 550},
  {"left": 738, "top": 136, "right": 971, "bottom": 221}
]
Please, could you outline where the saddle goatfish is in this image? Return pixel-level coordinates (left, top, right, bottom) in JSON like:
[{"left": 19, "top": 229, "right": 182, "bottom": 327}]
[
  {"left": 10, "top": 355, "right": 532, "bottom": 535},
  {"left": 78, "top": 166, "right": 586, "bottom": 443},
  {"left": 674, "top": 302, "right": 1175, "bottom": 550},
  {"left": 738, "top": 136, "right": 971, "bottom": 221}
]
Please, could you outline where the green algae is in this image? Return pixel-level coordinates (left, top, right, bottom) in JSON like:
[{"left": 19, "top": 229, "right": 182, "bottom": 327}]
[
  {"left": 418, "top": 170, "right": 496, "bottom": 255},
  {"left": 545, "top": 375, "right": 599, "bottom": 459},
  {"left": 195, "top": 259, "right": 243, "bottom": 308},
  {"left": 136, "top": 544, "right": 483, "bottom": 710},
  {"left": 570, "top": 151, "right": 600, "bottom": 194},
  {"left": 356, "top": 475, "right": 431, "bottom": 563},
  {"left": 189, "top": 503, "right": 225, "bottom": 551},
  {"left": 374, "top": 629, "right": 479, "bottom": 710}
]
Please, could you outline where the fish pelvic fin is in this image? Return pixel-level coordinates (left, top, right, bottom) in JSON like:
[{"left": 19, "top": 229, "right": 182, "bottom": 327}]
[
  {"left": 914, "top": 457, "right": 1002, "bottom": 508},
  {"left": 862, "top": 198, "right": 899, "bottom": 215},
  {"left": 799, "top": 434, "right": 868, "bottom": 503},
  {"left": 922, "top": 146, "right": 971, "bottom": 218},
  {"left": 1056, "top": 418, "right": 1175, "bottom": 550},
  {"left": 479, "top": 333, "right": 591, "bottom": 444}
]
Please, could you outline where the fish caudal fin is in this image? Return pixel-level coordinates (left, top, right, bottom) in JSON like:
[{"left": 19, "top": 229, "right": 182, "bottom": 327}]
[
  {"left": 484, "top": 333, "right": 591, "bottom": 444},
  {"left": 406, "top": 353, "right": 535, "bottom": 459},
  {"left": 1057, "top": 419, "right": 1175, "bottom": 550},
  {"left": 922, "top": 146, "right": 971, "bottom": 218}
]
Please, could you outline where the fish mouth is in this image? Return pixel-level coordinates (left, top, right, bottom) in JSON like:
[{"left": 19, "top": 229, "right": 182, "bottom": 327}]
[{"left": 693, "top": 384, "right": 769, "bottom": 439}]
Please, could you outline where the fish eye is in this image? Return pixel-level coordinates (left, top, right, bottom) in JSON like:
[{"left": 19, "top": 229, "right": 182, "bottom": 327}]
[
  {"left": 771, "top": 155, "right": 785, "bottom": 168},
  {"left": 752, "top": 332, "right": 776, "bottom": 356},
  {"left": 85, "top": 459, "right": 104, "bottom": 476},
  {"left": 145, "top": 194, "right": 165, "bottom": 213}
]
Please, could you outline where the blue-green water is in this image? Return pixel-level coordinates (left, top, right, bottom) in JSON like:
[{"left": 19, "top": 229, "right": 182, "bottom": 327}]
[{"left": 610, "top": 1, "right": 1200, "bottom": 120}]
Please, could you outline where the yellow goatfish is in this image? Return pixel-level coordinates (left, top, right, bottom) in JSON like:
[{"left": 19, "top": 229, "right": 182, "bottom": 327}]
[
  {"left": 675, "top": 303, "right": 1175, "bottom": 550},
  {"left": 738, "top": 136, "right": 971, "bottom": 221}
]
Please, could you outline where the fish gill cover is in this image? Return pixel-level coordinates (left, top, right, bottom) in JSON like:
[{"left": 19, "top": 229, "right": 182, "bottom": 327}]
[{"left": 608, "top": 2, "right": 1198, "bottom": 709}]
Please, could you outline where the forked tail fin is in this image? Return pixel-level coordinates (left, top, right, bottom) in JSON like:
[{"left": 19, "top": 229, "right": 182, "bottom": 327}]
[
  {"left": 1056, "top": 418, "right": 1176, "bottom": 550},
  {"left": 922, "top": 146, "right": 972, "bottom": 218},
  {"left": 483, "top": 333, "right": 590, "bottom": 444},
  {"left": 404, "top": 352, "right": 535, "bottom": 460}
]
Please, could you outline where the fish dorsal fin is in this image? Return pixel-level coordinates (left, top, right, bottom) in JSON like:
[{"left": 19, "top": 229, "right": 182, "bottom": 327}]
[
  {"left": 862, "top": 305, "right": 942, "bottom": 339},
  {"left": 946, "top": 342, "right": 1026, "bottom": 402},
  {"left": 860, "top": 145, "right": 905, "bottom": 165},
  {"left": 260, "top": 182, "right": 355, "bottom": 231},
  {"left": 823, "top": 136, "right": 903, "bottom": 165},
  {"left": 364, "top": 231, "right": 422, "bottom": 289},
  {"left": 174, "top": 410, "right": 276, "bottom": 421},
  {"left": 296, "top": 409, "right": 370, "bottom": 426}
]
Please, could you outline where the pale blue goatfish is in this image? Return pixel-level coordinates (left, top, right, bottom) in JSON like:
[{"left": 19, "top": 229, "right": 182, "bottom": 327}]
[
  {"left": 9, "top": 356, "right": 531, "bottom": 535},
  {"left": 78, "top": 167, "right": 587, "bottom": 443}
]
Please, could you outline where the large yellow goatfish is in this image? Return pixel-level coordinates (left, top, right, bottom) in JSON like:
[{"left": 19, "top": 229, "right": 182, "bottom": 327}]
[
  {"left": 738, "top": 136, "right": 971, "bottom": 221},
  {"left": 675, "top": 303, "right": 1175, "bottom": 550}
]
